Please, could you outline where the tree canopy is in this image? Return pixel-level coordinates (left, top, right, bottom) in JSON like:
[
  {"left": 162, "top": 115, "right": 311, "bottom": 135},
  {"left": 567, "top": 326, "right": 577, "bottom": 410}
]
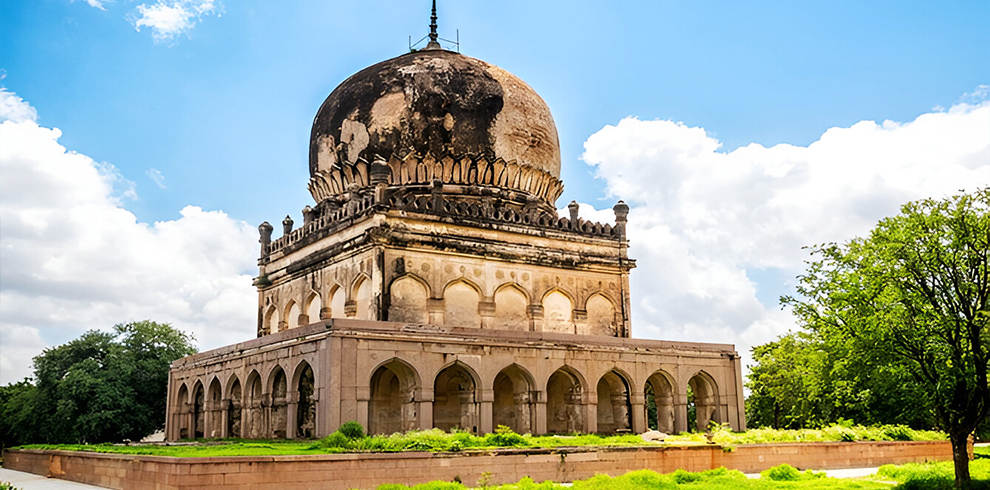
[
  {"left": 781, "top": 189, "right": 989, "bottom": 488},
  {"left": 0, "top": 321, "right": 196, "bottom": 448}
]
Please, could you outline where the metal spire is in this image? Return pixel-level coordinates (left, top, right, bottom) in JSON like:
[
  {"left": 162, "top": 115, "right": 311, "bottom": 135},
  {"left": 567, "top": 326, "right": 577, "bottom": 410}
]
[{"left": 426, "top": 0, "right": 441, "bottom": 50}]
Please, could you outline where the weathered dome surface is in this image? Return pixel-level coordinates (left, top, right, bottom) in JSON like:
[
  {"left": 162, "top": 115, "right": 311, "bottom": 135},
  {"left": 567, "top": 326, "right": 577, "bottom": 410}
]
[{"left": 309, "top": 49, "right": 561, "bottom": 184}]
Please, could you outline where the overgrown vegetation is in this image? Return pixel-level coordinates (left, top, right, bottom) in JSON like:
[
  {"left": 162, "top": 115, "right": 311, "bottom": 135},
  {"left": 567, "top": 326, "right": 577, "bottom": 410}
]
[{"left": 14, "top": 423, "right": 946, "bottom": 458}]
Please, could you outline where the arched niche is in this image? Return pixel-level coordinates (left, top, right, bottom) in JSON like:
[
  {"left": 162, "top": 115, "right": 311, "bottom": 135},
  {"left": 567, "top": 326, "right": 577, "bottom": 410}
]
[
  {"left": 192, "top": 382, "right": 205, "bottom": 439},
  {"left": 227, "top": 376, "right": 242, "bottom": 438},
  {"left": 546, "top": 367, "right": 584, "bottom": 434},
  {"left": 264, "top": 305, "right": 279, "bottom": 334},
  {"left": 295, "top": 361, "right": 316, "bottom": 438},
  {"left": 443, "top": 281, "right": 481, "bottom": 328},
  {"left": 596, "top": 370, "right": 631, "bottom": 433},
  {"left": 329, "top": 285, "right": 345, "bottom": 319},
  {"left": 493, "top": 285, "right": 529, "bottom": 331},
  {"left": 389, "top": 275, "right": 429, "bottom": 323},
  {"left": 245, "top": 371, "right": 264, "bottom": 439},
  {"left": 305, "top": 293, "right": 322, "bottom": 325},
  {"left": 688, "top": 372, "right": 720, "bottom": 432},
  {"left": 207, "top": 377, "right": 223, "bottom": 438},
  {"left": 433, "top": 362, "right": 479, "bottom": 432},
  {"left": 369, "top": 359, "right": 420, "bottom": 435},
  {"left": 493, "top": 364, "right": 535, "bottom": 433},
  {"left": 353, "top": 276, "right": 373, "bottom": 320},
  {"left": 542, "top": 290, "right": 574, "bottom": 334},
  {"left": 645, "top": 370, "right": 675, "bottom": 434},
  {"left": 584, "top": 294, "right": 617, "bottom": 336},
  {"left": 286, "top": 301, "right": 301, "bottom": 330},
  {"left": 269, "top": 367, "right": 288, "bottom": 438},
  {"left": 176, "top": 383, "right": 190, "bottom": 439}
]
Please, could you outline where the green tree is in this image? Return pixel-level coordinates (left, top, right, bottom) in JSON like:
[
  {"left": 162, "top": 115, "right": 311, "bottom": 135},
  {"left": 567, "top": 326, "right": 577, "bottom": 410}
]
[
  {"left": 784, "top": 189, "right": 989, "bottom": 488},
  {"left": 746, "top": 330, "right": 935, "bottom": 430},
  {"left": 0, "top": 379, "right": 38, "bottom": 450},
  {"left": 28, "top": 321, "right": 196, "bottom": 444}
]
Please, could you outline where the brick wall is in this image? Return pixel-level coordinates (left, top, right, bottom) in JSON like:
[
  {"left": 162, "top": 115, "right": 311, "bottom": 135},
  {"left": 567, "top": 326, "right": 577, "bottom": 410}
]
[{"left": 3, "top": 441, "right": 958, "bottom": 490}]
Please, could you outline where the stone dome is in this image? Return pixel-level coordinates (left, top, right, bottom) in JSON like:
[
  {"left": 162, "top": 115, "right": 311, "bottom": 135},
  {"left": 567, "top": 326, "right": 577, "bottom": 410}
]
[{"left": 309, "top": 49, "right": 561, "bottom": 202}]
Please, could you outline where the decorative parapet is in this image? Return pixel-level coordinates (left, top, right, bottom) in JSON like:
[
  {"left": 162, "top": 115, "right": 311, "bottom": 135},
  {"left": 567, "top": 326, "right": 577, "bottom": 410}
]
[{"left": 308, "top": 152, "right": 564, "bottom": 206}]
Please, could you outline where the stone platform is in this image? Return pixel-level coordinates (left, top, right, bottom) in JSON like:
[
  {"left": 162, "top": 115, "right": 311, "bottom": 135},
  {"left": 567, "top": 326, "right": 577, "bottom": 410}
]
[{"left": 3, "top": 440, "right": 957, "bottom": 490}]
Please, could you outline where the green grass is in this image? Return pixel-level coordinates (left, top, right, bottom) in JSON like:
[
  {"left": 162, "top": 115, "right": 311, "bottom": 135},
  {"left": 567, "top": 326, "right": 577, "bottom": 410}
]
[
  {"left": 12, "top": 424, "right": 947, "bottom": 458},
  {"left": 372, "top": 466, "right": 893, "bottom": 490}
]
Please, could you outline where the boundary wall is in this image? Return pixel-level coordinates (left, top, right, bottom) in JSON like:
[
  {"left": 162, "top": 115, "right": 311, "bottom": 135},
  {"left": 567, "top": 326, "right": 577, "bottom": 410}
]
[{"left": 3, "top": 441, "right": 962, "bottom": 490}]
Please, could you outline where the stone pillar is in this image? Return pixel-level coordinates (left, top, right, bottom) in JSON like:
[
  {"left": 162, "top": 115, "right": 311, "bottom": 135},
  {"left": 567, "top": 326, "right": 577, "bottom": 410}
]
[
  {"left": 528, "top": 305, "right": 544, "bottom": 332},
  {"left": 533, "top": 390, "right": 547, "bottom": 435},
  {"left": 286, "top": 392, "right": 299, "bottom": 439},
  {"left": 418, "top": 388, "right": 434, "bottom": 430},
  {"left": 674, "top": 390, "right": 688, "bottom": 434},
  {"left": 427, "top": 298, "right": 444, "bottom": 325},
  {"left": 344, "top": 300, "right": 357, "bottom": 318},
  {"left": 478, "top": 388, "right": 494, "bottom": 434},
  {"left": 319, "top": 307, "right": 332, "bottom": 321},
  {"left": 478, "top": 301, "right": 495, "bottom": 329},
  {"left": 297, "top": 313, "right": 309, "bottom": 327},
  {"left": 220, "top": 400, "right": 230, "bottom": 438},
  {"left": 573, "top": 393, "right": 591, "bottom": 434},
  {"left": 630, "top": 391, "right": 646, "bottom": 434}
]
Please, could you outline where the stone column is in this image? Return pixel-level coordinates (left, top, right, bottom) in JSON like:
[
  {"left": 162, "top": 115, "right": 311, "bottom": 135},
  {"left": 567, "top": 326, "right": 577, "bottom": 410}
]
[
  {"left": 630, "top": 391, "right": 646, "bottom": 434},
  {"left": 418, "top": 387, "right": 434, "bottom": 430},
  {"left": 427, "top": 298, "right": 445, "bottom": 325},
  {"left": 286, "top": 392, "right": 299, "bottom": 439},
  {"left": 478, "top": 301, "right": 495, "bottom": 329},
  {"left": 478, "top": 388, "right": 494, "bottom": 434},
  {"left": 528, "top": 305, "right": 544, "bottom": 332},
  {"left": 220, "top": 400, "right": 230, "bottom": 438},
  {"left": 533, "top": 390, "right": 547, "bottom": 435},
  {"left": 674, "top": 391, "right": 688, "bottom": 434}
]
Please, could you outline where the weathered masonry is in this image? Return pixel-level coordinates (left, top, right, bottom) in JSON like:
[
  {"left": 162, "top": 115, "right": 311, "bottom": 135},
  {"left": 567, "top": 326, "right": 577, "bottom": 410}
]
[{"left": 166, "top": 35, "right": 746, "bottom": 441}]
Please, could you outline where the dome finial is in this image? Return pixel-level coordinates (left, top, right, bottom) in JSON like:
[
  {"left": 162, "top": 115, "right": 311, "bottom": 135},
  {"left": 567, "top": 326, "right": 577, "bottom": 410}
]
[{"left": 426, "top": 0, "right": 441, "bottom": 50}]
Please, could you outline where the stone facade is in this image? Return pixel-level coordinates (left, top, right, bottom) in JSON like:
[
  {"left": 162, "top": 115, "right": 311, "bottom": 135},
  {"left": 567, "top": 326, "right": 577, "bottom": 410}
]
[{"left": 165, "top": 46, "right": 746, "bottom": 440}]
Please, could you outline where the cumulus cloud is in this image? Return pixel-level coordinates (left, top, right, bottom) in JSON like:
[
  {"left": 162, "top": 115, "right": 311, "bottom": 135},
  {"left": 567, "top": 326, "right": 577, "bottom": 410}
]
[
  {"left": 130, "top": 0, "right": 219, "bottom": 43},
  {"left": 82, "top": 0, "right": 107, "bottom": 10},
  {"left": 0, "top": 88, "right": 257, "bottom": 384},
  {"left": 582, "top": 98, "right": 990, "bottom": 369}
]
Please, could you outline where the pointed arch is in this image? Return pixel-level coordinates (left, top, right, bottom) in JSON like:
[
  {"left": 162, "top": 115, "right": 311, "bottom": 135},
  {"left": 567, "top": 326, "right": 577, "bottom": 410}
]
[
  {"left": 584, "top": 293, "right": 618, "bottom": 336},
  {"left": 546, "top": 365, "right": 585, "bottom": 434},
  {"left": 305, "top": 291, "right": 322, "bottom": 325},
  {"left": 542, "top": 289, "right": 574, "bottom": 334},
  {"left": 433, "top": 360, "right": 480, "bottom": 432},
  {"left": 443, "top": 278, "right": 482, "bottom": 328},
  {"left": 388, "top": 273, "right": 430, "bottom": 323},
  {"left": 268, "top": 365, "right": 289, "bottom": 438},
  {"left": 191, "top": 380, "right": 205, "bottom": 438},
  {"left": 328, "top": 284, "right": 346, "bottom": 319},
  {"left": 264, "top": 305, "right": 279, "bottom": 334},
  {"left": 293, "top": 360, "right": 317, "bottom": 438},
  {"left": 368, "top": 357, "right": 422, "bottom": 435},
  {"left": 175, "top": 382, "right": 190, "bottom": 439},
  {"left": 596, "top": 369, "right": 632, "bottom": 433},
  {"left": 645, "top": 369, "right": 675, "bottom": 434},
  {"left": 351, "top": 273, "right": 373, "bottom": 320},
  {"left": 493, "top": 363, "right": 536, "bottom": 434},
  {"left": 285, "top": 300, "right": 301, "bottom": 330},
  {"left": 226, "top": 374, "right": 243, "bottom": 438},
  {"left": 687, "top": 370, "right": 720, "bottom": 432},
  {"left": 494, "top": 283, "right": 530, "bottom": 331}
]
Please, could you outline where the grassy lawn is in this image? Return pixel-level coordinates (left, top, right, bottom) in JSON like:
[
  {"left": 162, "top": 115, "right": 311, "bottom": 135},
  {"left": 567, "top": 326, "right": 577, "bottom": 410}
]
[{"left": 12, "top": 424, "right": 947, "bottom": 458}]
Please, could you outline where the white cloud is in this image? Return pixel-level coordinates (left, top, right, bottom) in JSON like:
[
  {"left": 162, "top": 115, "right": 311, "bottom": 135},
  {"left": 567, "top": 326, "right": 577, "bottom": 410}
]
[
  {"left": 130, "top": 0, "right": 219, "bottom": 43},
  {"left": 0, "top": 89, "right": 38, "bottom": 124},
  {"left": 0, "top": 89, "right": 257, "bottom": 385},
  {"left": 147, "top": 168, "right": 167, "bottom": 189},
  {"left": 83, "top": 0, "right": 107, "bottom": 10},
  {"left": 582, "top": 98, "right": 990, "bottom": 372}
]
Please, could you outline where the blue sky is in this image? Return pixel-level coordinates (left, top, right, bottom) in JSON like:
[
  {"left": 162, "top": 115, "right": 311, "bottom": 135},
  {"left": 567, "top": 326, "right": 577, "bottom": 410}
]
[{"left": 1, "top": 0, "right": 988, "bottom": 384}]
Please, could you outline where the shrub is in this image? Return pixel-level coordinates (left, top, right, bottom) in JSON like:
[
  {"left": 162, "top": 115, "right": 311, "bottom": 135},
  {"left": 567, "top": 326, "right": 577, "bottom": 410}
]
[
  {"left": 762, "top": 463, "right": 802, "bottom": 481},
  {"left": 338, "top": 421, "right": 365, "bottom": 439},
  {"left": 483, "top": 425, "right": 528, "bottom": 447},
  {"left": 318, "top": 431, "right": 350, "bottom": 449}
]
